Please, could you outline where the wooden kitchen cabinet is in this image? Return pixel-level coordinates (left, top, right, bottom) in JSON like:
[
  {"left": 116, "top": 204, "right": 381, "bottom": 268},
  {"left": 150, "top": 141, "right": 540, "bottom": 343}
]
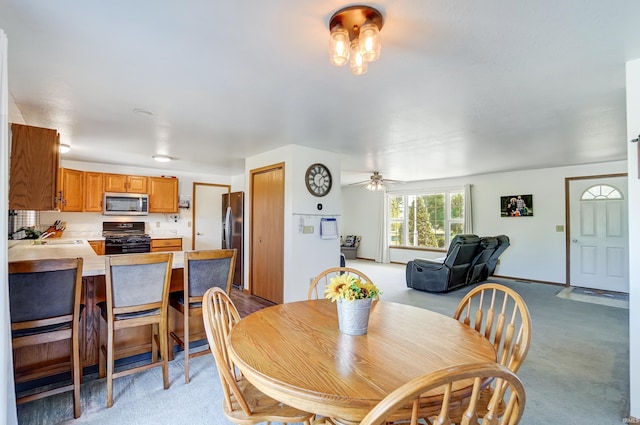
[
  {"left": 59, "top": 168, "right": 84, "bottom": 212},
  {"left": 104, "top": 173, "right": 148, "bottom": 193},
  {"left": 84, "top": 171, "right": 104, "bottom": 212},
  {"left": 9, "top": 123, "right": 61, "bottom": 210},
  {"left": 151, "top": 238, "right": 182, "bottom": 252},
  {"left": 148, "top": 177, "right": 178, "bottom": 213},
  {"left": 88, "top": 240, "right": 105, "bottom": 255}
]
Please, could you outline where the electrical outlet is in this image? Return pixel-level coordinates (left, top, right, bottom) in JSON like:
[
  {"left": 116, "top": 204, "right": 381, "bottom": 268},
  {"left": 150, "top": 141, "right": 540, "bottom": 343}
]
[
  {"left": 303, "top": 225, "right": 314, "bottom": 234},
  {"left": 155, "top": 222, "right": 160, "bottom": 228},
  {"left": 497, "top": 259, "right": 501, "bottom": 265}
]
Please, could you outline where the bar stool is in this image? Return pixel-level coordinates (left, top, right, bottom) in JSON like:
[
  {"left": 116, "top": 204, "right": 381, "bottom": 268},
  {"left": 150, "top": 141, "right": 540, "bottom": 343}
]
[
  {"left": 8, "top": 257, "right": 84, "bottom": 419},
  {"left": 169, "top": 249, "right": 236, "bottom": 383},
  {"left": 98, "top": 252, "right": 173, "bottom": 408}
]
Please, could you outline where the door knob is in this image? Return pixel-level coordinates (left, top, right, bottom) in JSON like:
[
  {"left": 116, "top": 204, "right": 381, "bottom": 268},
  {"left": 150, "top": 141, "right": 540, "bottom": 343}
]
[
  {"left": 572, "top": 239, "right": 578, "bottom": 243},
  {"left": 196, "top": 232, "right": 203, "bottom": 236}
]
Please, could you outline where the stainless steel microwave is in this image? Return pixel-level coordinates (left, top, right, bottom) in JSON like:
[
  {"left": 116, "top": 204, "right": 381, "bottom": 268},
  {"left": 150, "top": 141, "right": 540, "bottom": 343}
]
[{"left": 103, "top": 192, "right": 149, "bottom": 215}]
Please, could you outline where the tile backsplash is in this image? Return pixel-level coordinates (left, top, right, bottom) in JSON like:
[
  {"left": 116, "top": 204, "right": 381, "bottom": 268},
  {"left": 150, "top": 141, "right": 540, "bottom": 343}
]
[{"left": 8, "top": 210, "right": 44, "bottom": 239}]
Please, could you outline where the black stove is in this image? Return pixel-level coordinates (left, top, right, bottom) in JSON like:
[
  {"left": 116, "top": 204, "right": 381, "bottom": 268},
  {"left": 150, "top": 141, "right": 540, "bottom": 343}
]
[{"left": 102, "top": 222, "right": 151, "bottom": 255}]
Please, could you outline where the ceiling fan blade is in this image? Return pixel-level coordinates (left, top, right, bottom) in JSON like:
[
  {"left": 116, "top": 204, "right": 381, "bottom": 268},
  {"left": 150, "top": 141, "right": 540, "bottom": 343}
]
[{"left": 347, "top": 180, "right": 372, "bottom": 186}]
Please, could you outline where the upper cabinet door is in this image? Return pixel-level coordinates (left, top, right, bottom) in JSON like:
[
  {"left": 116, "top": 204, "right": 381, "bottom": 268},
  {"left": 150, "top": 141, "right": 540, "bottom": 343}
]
[
  {"left": 9, "top": 123, "right": 60, "bottom": 211},
  {"left": 148, "top": 177, "right": 178, "bottom": 213},
  {"left": 128, "top": 175, "right": 148, "bottom": 193},
  {"left": 104, "top": 173, "right": 128, "bottom": 192},
  {"left": 60, "top": 168, "right": 84, "bottom": 212},
  {"left": 84, "top": 171, "right": 104, "bottom": 212}
]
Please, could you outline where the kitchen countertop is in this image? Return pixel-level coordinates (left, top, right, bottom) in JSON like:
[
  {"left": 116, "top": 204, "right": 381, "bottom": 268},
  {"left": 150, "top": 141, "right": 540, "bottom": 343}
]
[{"left": 8, "top": 239, "right": 185, "bottom": 276}]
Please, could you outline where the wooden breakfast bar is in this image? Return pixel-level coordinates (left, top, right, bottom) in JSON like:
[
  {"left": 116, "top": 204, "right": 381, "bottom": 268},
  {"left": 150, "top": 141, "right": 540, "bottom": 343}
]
[{"left": 8, "top": 240, "right": 189, "bottom": 382}]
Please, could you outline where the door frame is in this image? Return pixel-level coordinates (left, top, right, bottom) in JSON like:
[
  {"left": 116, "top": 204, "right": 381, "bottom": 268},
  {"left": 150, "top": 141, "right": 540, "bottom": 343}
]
[
  {"left": 564, "top": 173, "right": 628, "bottom": 287},
  {"left": 191, "top": 182, "right": 230, "bottom": 250}
]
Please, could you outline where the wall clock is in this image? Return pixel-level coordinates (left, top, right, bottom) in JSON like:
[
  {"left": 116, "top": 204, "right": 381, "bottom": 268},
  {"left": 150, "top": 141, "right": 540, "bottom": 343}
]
[{"left": 305, "top": 163, "right": 332, "bottom": 197}]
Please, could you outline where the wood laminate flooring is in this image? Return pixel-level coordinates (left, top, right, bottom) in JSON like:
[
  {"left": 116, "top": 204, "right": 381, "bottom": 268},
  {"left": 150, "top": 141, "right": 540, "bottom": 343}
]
[{"left": 230, "top": 287, "right": 276, "bottom": 317}]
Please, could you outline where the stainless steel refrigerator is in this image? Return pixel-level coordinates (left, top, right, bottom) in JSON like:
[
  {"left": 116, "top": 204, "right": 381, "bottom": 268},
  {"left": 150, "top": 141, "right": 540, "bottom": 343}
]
[{"left": 222, "top": 191, "right": 244, "bottom": 289}]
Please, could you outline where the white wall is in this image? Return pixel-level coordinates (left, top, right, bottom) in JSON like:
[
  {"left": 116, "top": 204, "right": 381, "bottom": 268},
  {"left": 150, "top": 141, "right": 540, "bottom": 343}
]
[
  {"left": 38, "top": 160, "right": 238, "bottom": 250},
  {"left": 245, "top": 145, "right": 342, "bottom": 302},
  {"left": 1, "top": 27, "right": 18, "bottom": 425},
  {"left": 342, "top": 160, "right": 627, "bottom": 284},
  {"left": 626, "top": 58, "right": 640, "bottom": 420}
]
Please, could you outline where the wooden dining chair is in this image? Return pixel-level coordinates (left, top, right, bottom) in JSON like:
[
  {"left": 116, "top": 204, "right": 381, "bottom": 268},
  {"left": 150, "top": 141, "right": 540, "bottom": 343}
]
[
  {"left": 450, "top": 282, "right": 532, "bottom": 422},
  {"left": 8, "top": 257, "right": 84, "bottom": 419},
  {"left": 98, "top": 252, "right": 173, "bottom": 408},
  {"left": 359, "top": 362, "right": 526, "bottom": 425},
  {"left": 169, "top": 249, "right": 236, "bottom": 384},
  {"left": 202, "top": 287, "right": 315, "bottom": 425},
  {"left": 307, "top": 267, "right": 376, "bottom": 300}
]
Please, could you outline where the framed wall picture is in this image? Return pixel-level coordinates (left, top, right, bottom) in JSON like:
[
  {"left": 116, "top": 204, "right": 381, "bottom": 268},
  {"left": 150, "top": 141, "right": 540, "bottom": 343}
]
[{"left": 501, "top": 194, "right": 533, "bottom": 217}]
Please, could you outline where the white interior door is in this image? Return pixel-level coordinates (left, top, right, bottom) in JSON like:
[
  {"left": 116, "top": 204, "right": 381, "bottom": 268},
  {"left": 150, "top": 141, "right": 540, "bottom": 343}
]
[
  {"left": 193, "top": 183, "right": 229, "bottom": 250},
  {"left": 569, "top": 176, "right": 628, "bottom": 293}
]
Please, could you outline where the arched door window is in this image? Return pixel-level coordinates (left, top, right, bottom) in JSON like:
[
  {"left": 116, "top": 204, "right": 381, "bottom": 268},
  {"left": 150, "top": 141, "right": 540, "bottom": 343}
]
[{"left": 580, "top": 184, "right": 623, "bottom": 200}]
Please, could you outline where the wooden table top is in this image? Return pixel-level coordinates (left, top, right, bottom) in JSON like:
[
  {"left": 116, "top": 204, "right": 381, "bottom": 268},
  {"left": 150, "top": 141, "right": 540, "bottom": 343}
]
[{"left": 228, "top": 299, "right": 496, "bottom": 423}]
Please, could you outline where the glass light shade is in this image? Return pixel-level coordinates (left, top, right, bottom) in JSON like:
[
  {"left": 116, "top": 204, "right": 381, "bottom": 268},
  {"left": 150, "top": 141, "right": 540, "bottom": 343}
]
[
  {"left": 366, "top": 181, "right": 384, "bottom": 191},
  {"left": 59, "top": 144, "right": 71, "bottom": 154},
  {"left": 359, "top": 21, "right": 381, "bottom": 62},
  {"left": 329, "top": 25, "right": 350, "bottom": 67},
  {"left": 152, "top": 155, "right": 172, "bottom": 162},
  {"left": 349, "top": 39, "right": 368, "bottom": 76}
]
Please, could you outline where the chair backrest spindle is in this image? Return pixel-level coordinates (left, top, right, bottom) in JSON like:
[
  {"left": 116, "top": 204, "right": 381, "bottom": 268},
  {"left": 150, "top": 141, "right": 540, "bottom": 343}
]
[{"left": 453, "top": 283, "right": 532, "bottom": 373}]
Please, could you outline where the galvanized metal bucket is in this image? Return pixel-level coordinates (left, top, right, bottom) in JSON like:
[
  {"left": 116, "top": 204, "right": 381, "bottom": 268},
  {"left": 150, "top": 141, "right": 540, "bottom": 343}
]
[{"left": 337, "top": 298, "right": 372, "bottom": 335}]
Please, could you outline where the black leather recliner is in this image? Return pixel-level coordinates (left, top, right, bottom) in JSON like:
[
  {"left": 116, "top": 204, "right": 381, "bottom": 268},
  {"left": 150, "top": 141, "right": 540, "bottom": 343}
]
[
  {"left": 405, "top": 234, "right": 481, "bottom": 293},
  {"left": 406, "top": 234, "right": 510, "bottom": 293},
  {"left": 467, "top": 236, "right": 499, "bottom": 284},
  {"left": 484, "top": 235, "right": 510, "bottom": 279}
]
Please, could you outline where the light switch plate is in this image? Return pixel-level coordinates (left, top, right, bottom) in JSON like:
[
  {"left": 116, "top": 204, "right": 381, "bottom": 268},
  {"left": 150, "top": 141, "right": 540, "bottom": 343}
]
[{"left": 303, "top": 225, "right": 314, "bottom": 234}]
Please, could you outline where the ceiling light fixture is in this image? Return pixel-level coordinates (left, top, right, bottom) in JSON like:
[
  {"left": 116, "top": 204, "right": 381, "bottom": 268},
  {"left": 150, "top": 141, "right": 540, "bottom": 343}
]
[
  {"left": 329, "top": 5, "right": 383, "bottom": 76},
  {"left": 365, "top": 180, "right": 385, "bottom": 191},
  {"left": 152, "top": 155, "right": 172, "bottom": 163},
  {"left": 59, "top": 144, "right": 71, "bottom": 154}
]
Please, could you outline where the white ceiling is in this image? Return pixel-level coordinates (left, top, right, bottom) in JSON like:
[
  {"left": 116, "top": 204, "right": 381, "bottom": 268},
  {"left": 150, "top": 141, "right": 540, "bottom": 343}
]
[{"left": 2, "top": 1, "right": 640, "bottom": 186}]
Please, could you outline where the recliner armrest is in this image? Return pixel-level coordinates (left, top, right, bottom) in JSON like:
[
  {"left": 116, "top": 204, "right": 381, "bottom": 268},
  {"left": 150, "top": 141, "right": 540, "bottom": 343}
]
[{"left": 413, "top": 257, "right": 445, "bottom": 265}]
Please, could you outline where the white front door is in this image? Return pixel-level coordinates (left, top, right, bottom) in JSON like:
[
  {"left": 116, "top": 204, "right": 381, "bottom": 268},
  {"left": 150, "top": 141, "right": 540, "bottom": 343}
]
[
  {"left": 193, "top": 183, "right": 229, "bottom": 250},
  {"left": 569, "top": 176, "right": 628, "bottom": 293}
]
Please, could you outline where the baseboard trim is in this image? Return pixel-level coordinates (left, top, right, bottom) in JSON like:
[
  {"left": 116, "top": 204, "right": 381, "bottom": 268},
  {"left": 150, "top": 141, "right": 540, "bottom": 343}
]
[
  {"left": 492, "top": 274, "right": 565, "bottom": 287},
  {"left": 354, "top": 256, "right": 375, "bottom": 262}
]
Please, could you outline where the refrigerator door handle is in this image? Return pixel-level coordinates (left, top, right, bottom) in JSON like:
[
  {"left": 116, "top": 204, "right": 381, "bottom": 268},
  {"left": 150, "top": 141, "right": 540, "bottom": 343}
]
[{"left": 224, "top": 206, "right": 232, "bottom": 249}]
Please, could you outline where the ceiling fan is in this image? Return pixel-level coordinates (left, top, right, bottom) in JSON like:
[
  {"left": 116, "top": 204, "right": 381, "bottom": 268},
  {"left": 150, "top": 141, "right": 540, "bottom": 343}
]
[{"left": 348, "top": 171, "right": 404, "bottom": 191}]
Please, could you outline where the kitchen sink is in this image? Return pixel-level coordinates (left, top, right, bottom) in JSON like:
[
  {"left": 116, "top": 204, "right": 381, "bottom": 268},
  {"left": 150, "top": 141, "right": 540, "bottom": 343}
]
[{"left": 30, "top": 239, "right": 83, "bottom": 245}]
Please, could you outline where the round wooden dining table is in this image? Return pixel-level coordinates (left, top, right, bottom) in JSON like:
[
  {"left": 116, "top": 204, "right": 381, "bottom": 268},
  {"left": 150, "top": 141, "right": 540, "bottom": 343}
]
[{"left": 227, "top": 299, "right": 496, "bottom": 424}]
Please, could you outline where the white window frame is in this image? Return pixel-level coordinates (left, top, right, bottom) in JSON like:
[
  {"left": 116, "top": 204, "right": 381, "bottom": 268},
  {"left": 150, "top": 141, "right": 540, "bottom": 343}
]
[{"left": 387, "top": 187, "right": 465, "bottom": 250}]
